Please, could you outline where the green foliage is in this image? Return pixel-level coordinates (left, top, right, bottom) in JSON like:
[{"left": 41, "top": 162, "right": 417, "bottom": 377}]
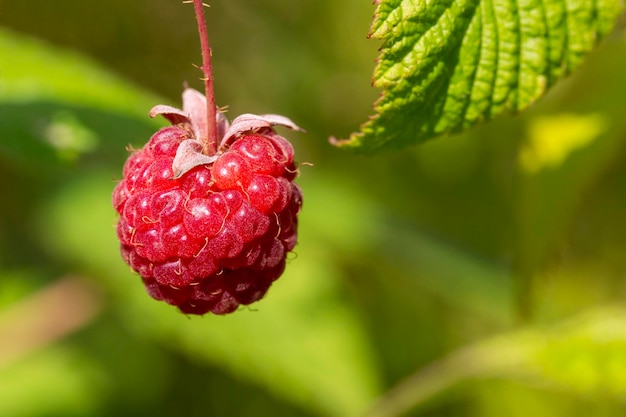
[
  {"left": 362, "top": 306, "right": 626, "bottom": 417},
  {"left": 0, "top": 346, "right": 104, "bottom": 417},
  {"left": 0, "top": 26, "right": 163, "bottom": 174},
  {"left": 336, "top": 0, "right": 625, "bottom": 151},
  {"left": 2, "top": 2, "right": 626, "bottom": 417},
  {"left": 39, "top": 173, "right": 381, "bottom": 417}
]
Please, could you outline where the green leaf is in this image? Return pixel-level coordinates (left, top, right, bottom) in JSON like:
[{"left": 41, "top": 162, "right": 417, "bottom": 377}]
[{"left": 336, "top": 0, "right": 624, "bottom": 151}]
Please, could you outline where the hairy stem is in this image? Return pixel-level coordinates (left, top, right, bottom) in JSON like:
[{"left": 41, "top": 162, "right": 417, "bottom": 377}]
[{"left": 192, "top": 0, "right": 218, "bottom": 155}]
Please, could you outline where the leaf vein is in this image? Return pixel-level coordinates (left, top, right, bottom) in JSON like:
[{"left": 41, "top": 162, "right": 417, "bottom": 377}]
[
  {"left": 459, "top": 11, "right": 483, "bottom": 128},
  {"left": 512, "top": 0, "right": 522, "bottom": 111},
  {"left": 485, "top": 0, "right": 499, "bottom": 119},
  {"left": 537, "top": 0, "right": 552, "bottom": 85}
]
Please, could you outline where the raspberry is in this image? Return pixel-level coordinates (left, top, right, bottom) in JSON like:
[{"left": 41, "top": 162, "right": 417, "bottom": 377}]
[{"left": 113, "top": 88, "right": 303, "bottom": 315}]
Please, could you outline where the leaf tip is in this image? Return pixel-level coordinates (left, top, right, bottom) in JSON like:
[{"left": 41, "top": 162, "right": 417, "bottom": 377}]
[{"left": 329, "top": 131, "right": 366, "bottom": 151}]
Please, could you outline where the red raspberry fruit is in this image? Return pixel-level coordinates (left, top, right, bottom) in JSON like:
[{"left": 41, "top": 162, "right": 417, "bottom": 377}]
[{"left": 113, "top": 88, "right": 303, "bottom": 315}]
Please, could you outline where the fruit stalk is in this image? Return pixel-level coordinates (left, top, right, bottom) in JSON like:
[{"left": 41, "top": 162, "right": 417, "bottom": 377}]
[{"left": 192, "top": 0, "right": 218, "bottom": 155}]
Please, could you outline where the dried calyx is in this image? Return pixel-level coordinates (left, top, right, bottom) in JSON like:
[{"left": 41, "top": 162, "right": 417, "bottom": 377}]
[{"left": 149, "top": 88, "right": 303, "bottom": 178}]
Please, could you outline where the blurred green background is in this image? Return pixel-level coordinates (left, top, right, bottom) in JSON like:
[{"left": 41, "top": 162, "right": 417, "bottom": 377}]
[{"left": 1, "top": 1, "right": 626, "bottom": 416}]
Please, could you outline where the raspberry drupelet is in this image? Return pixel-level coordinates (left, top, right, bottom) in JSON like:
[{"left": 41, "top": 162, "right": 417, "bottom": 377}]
[{"left": 113, "top": 88, "right": 303, "bottom": 315}]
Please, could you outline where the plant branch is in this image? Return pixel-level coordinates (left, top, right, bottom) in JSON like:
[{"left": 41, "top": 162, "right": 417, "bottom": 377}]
[{"left": 192, "top": 0, "right": 218, "bottom": 155}]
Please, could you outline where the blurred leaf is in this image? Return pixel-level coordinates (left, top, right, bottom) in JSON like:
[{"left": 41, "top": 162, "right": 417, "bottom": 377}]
[
  {"left": 298, "top": 171, "right": 514, "bottom": 323},
  {"left": 534, "top": 309, "right": 626, "bottom": 395},
  {"left": 0, "top": 346, "right": 103, "bottom": 417},
  {"left": 37, "top": 172, "right": 382, "bottom": 417},
  {"left": 514, "top": 110, "right": 624, "bottom": 274},
  {"left": 0, "top": 270, "right": 43, "bottom": 308},
  {"left": 473, "top": 378, "right": 621, "bottom": 417},
  {"left": 519, "top": 113, "right": 607, "bottom": 173},
  {"left": 376, "top": 221, "right": 515, "bottom": 323},
  {"left": 505, "top": 35, "right": 626, "bottom": 320},
  {"left": 336, "top": 0, "right": 624, "bottom": 151},
  {"left": 41, "top": 110, "right": 98, "bottom": 161},
  {"left": 0, "top": 27, "right": 161, "bottom": 113},
  {"left": 0, "top": 28, "right": 170, "bottom": 272},
  {"left": 362, "top": 305, "right": 626, "bottom": 417},
  {"left": 0, "top": 27, "right": 163, "bottom": 172}
]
